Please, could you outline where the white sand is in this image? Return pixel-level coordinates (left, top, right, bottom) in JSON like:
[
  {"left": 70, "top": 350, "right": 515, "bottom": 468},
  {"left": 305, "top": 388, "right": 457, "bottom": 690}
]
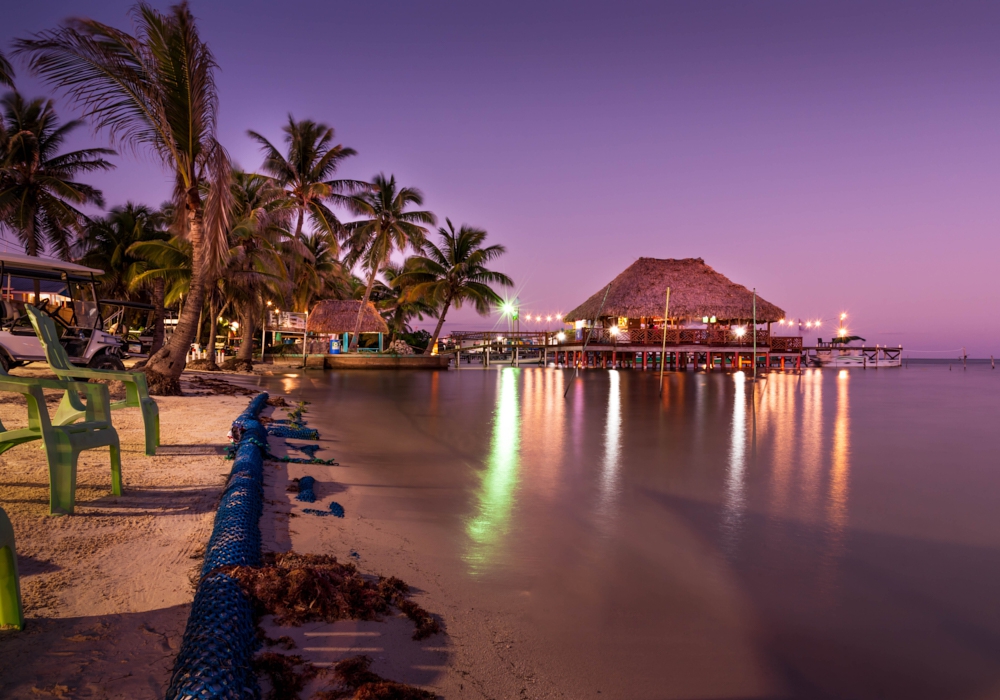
[{"left": 0, "top": 370, "right": 255, "bottom": 699}]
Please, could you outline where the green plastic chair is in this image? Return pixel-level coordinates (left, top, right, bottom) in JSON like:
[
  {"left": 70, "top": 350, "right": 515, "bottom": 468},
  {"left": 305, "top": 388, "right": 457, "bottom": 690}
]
[
  {"left": 0, "top": 506, "right": 23, "bottom": 630},
  {"left": 0, "top": 373, "right": 122, "bottom": 515},
  {"left": 25, "top": 305, "right": 160, "bottom": 456}
]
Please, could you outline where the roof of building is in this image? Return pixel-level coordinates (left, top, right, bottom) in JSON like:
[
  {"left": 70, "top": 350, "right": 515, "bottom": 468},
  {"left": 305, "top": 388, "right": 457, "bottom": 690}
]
[
  {"left": 563, "top": 257, "right": 785, "bottom": 323},
  {"left": 306, "top": 299, "right": 390, "bottom": 334}
]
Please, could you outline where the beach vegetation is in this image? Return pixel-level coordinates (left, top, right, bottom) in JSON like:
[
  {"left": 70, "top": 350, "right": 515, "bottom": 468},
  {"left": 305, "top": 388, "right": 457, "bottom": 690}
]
[
  {"left": 342, "top": 174, "right": 436, "bottom": 350},
  {"left": 394, "top": 219, "right": 512, "bottom": 354},
  {"left": 17, "top": 2, "right": 233, "bottom": 393}
]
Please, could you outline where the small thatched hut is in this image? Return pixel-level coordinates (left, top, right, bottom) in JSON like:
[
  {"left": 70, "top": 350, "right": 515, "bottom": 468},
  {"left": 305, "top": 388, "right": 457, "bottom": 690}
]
[
  {"left": 564, "top": 257, "right": 784, "bottom": 327},
  {"left": 307, "top": 300, "right": 389, "bottom": 334}
]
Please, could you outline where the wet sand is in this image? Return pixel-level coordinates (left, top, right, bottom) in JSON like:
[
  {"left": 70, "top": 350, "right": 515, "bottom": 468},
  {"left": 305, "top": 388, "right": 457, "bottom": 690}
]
[{"left": 0, "top": 371, "right": 253, "bottom": 699}]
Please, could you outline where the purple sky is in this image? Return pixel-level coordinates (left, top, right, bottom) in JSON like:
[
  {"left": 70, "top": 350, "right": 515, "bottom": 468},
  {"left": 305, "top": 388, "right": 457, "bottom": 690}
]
[{"left": 3, "top": 1, "right": 999, "bottom": 355}]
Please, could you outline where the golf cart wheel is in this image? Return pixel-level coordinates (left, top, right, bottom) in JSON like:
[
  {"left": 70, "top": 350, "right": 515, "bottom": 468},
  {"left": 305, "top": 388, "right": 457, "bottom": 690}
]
[
  {"left": 88, "top": 352, "right": 125, "bottom": 371},
  {"left": 0, "top": 351, "right": 10, "bottom": 373}
]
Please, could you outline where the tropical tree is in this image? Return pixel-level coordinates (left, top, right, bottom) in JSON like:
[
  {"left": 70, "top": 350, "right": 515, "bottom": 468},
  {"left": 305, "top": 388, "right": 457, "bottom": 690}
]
[
  {"left": 342, "top": 173, "right": 435, "bottom": 349},
  {"left": 17, "top": 2, "right": 232, "bottom": 393},
  {"left": 0, "top": 92, "right": 114, "bottom": 266},
  {"left": 219, "top": 170, "right": 288, "bottom": 363},
  {"left": 77, "top": 203, "right": 169, "bottom": 351},
  {"left": 0, "top": 51, "right": 13, "bottom": 87},
  {"left": 248, "top": 116, "right": 366, "bottom": 306},
  {"left": 294, "top": 231, "right": 348, "bottom": 311},
  {"left": 379, "top": 261, "right": 439, "bottom": 345},
  {"left": 394, "top": 219, "right": 512, "bottom": 354}
]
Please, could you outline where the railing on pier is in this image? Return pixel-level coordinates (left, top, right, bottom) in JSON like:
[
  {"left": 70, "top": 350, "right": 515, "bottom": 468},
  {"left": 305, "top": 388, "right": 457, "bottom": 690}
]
[{"left": 448, "top": 329, "right": 804, "bottom": 351}]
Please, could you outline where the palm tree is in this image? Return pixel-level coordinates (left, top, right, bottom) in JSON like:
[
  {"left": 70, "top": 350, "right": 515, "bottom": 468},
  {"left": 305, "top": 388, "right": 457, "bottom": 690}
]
[
  {"left": 0, "top": 92, "right": 114, "bottom": 266},
  {"left": 394, "top": 219, "right": 512, "bottom": 354},
  {"left": 17, "top": 2, "right": 232, "bottom": 393},
  {"left": 0, "top": 50, "right": 13, "bottom": 87},
  {"left": 379, "top": 260, "right": 439, "bottom": 346},
  {"left": 342, "top": 173, "right": 436, "bottom": 349},
  {"left": 77, "top": 203, "right": 169, "bottom": 352},
  {"left": 220, "top": 170, "right": 288, "bottom": 363},
  {"left": 248, "top": 116, "right": 366, "bottom": 307},
  {"left": 294, "top": 231, "right": 349, "bottom": 311}
]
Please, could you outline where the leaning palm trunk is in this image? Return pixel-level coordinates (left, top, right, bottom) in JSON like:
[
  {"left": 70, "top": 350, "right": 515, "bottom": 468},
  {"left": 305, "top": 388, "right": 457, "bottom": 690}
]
[
  {"left": 149, "top": 277, "right": 166, "bottom": 354},
  {"left": 145, "top": 210, "right": 212, "bottom": 393},
  {"left": 424, "top": 295, "right": 453, "bottom": 355},
  {"left": 350, "top": 269, "right": 378, "bottom": 350},
  {"left": 237, "top": 308, "right": 256, "bottom": 362}
]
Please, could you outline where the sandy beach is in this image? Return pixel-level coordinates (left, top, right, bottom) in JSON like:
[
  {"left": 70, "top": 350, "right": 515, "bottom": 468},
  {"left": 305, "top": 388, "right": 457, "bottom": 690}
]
[{"left": 0, "top": 369, "right": 256, "bottom": 699}]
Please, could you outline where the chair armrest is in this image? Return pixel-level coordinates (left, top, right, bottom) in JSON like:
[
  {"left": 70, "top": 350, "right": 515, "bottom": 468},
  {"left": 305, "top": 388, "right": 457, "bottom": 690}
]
[{"left": 55, "top": 367, "right": 141, "bottom": 384}]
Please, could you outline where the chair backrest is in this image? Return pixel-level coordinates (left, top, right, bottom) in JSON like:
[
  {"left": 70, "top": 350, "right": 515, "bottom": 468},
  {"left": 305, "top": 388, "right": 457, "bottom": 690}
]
[
  {"left": 0, "top": 506, "right": 23, "bottom": 630},
  {"left": 25, "top": 305, "right": 74, "bottom": 371}
]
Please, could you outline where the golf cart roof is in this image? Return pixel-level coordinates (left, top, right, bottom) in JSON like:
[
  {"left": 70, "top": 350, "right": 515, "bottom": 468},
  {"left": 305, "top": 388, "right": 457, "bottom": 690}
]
[{"left": 0, "top": 250, "right": 103, "bottom": 281}]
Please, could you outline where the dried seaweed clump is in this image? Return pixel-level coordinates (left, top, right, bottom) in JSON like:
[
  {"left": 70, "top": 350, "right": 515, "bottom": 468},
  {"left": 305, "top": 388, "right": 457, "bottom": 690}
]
[
  {"left": 316, "top": 655, "right": 435, "bottom": 700},
  {"left": 253, "top": 651, "right": 319, "bottom": 700},
  {"left": 224, "top": 552, "right": 440, "bottom": 640}
]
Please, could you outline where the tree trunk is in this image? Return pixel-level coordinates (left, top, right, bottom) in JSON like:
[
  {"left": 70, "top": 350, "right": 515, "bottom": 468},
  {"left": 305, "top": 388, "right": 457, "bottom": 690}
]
[
  {"left": 237, "top": 304, "right": 256, "bottom": 361},
  {"left": 149, "top": 277, "right": 166, "bottom": 354},
  {"left": 284, "top": 208, "right": 304, "bottom": 310},
  {"left": 144, "top": 207, "right": 212, "bottom": 394},
  {"left": 424, "top": 296, "right": 453, "bottom": 355},
  {"left": 349, "top": 269, "right": 378, "bottom": 350},
  {"left": 204, "top": 293, "right": 219, "bottom": 370}
]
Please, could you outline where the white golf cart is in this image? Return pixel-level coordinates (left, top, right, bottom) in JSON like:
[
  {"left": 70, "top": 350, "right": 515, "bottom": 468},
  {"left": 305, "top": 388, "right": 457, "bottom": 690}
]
[{"left": 0, "top": 251, "right": 128, "bottom": 371}]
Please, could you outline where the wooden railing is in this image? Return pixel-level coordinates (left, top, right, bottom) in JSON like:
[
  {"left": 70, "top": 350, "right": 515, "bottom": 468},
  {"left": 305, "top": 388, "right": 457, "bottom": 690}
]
[
  {"left": 447, "top": 329, "right": 805, "bottom": 351},
  {"left": 579, "top": 328, "right": 793, "bottom": 348}
]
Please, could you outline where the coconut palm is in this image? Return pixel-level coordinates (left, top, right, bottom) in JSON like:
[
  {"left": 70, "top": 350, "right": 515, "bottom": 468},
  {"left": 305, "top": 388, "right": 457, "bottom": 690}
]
[
  {"left": 0, "top": 50, "right": 13, "bottom": 87},
  {"left": 342, "top": 173, "right": 436, "bottom": 349},
  {"left": 294, "top": 231, "right": 349, "bottom": 312},
  {"left": 219, "top": 170, "right": 288, "bottom": 363},
  {"left": 77, "top": 203, "right": 169, "bottom": 352},
  {"left": 17, "top": 2, "right": 232, "bottom": 393},
  {"left": 379, "top": 261, "right": 439, "bottom": 345},
  {"left": 248, "top": 116, "right": 366, "bottom": 306},
  {"left": 0, "top": 92, "right": 114, "bottom": 264},
  {"left": 394, "top": 219, "right": 512, "bottom": 354}
]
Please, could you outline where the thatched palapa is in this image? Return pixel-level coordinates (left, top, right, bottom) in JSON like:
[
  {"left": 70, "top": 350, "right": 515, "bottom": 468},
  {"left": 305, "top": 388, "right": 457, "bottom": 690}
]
[
  {"left": 564, "top": 257, "right": 785, "bottom": 323},
  {"left": 307, "top": 300, "right": 389, "bottom": 334}
]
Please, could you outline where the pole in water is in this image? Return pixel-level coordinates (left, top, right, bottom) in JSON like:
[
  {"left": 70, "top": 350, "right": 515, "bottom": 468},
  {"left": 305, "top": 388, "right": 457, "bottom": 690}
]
[
  {"left": 992, "top": 355, "right": 995, "bottom": 369},
  {"left": 659, "top": 287, "right": 671, "bottom": 396},
  {"left": 565, "top": 283, "right": 612, "bottom": 398},
  {"left": 752, "top": 287, "right": 757, "bottom": 382},
  {"left": 963, "top": 347, "right": 967, "bottom": 369}
]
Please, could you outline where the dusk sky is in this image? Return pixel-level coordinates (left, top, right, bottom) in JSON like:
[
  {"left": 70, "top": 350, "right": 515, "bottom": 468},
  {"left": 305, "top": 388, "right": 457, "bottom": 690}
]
[{"left": 3, "top": 1, "right": 999, "bottom": 354}]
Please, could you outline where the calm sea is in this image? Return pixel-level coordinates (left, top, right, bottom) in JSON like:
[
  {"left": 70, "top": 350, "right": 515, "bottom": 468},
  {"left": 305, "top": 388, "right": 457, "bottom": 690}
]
[{"left": 250, "top": 365, "right": 1000, "bottom": 699}]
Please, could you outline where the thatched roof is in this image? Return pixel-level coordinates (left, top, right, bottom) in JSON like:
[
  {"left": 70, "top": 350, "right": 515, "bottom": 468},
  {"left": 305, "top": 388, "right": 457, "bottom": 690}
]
[
  {"left": 564, "top": 257, "right": 785, "bottom": 323},
  {"left": 307, "top": 300, "right": 389, "bottom": 334}
]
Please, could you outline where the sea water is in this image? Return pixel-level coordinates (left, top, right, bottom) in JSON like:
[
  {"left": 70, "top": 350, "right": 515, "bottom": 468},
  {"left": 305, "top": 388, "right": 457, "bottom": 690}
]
[{"left": 251, "top": 364, "right": 1000, "bottom": 699}]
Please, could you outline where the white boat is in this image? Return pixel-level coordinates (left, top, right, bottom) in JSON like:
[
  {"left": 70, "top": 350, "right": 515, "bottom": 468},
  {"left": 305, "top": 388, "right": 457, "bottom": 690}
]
[{"left": 810, "top": 337, "right": 901, "bottom": 368}]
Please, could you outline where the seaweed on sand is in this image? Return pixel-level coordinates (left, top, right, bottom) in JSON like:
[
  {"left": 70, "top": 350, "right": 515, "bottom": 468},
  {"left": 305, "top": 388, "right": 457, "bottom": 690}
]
[
  {"left": 222, "top": 552, "right": 440, "bottom": 641},
  {"left": 252, "top": 651, "right": 319, "bottom": 700},
  {"left": 315, "top": 655, "right": 436, "bottom": 700}
]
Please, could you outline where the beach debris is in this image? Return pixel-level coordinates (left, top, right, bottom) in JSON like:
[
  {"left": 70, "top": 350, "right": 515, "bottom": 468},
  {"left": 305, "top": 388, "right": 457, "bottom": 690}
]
[
  {"left": 294, "top": 476, "right": 317, "bottom": 502},
  {"left": 349, "top": 550, "right": 360, "bottom": 560},
  {"left": 315, "top": 655, "right": 435, "bottom": 700},
  {"left": 303, "top": 501, "right": 345, "bottom": 518},
  {"left": 222, "top": 552, "right": 441, "bottom": 640},
  {"left": 262, "top": 634, "right": 297, "bottom": 650},
  {"left": 266, "top": 395, "right": 290, "bottom": 407},
  {"left": 186, "top": 374, "right": 256, "bottom": 396},
  {"left": 252, "top": 651, "right": 319, "bottom": 700},
  {"left": 219, "top": 358, "right": 255, "bottom": 373},
  {"left": 288, "top": 442, "right": 322, "bottom": 459},
  {"left": 387, "top": 339, "right": 415, "bottom": 355}
]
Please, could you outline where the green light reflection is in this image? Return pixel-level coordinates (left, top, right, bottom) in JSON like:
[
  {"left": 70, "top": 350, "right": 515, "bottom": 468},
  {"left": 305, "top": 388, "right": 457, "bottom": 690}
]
[{"left": 464, "top": 368, "right": 521, "bottom": 573}]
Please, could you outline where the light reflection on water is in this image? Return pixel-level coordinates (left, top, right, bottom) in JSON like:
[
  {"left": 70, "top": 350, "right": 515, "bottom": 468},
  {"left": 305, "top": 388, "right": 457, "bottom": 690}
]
[
  {"left": 464, "top": 368, "right": 521, "bottom": 573},
  {"left": 255, "top": 365, "right": 1000, "bottom": 698}
]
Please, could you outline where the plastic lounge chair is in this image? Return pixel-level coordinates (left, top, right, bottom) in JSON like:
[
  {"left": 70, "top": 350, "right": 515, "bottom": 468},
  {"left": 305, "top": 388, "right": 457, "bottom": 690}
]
[
  {"left": 0, "top": 506, "right": 23, "bottom": 629},
  {"left": 0, "top": 373, "right": 122, "bottom": 515},
  {"left": 25, "top": 305, "right": 159, "bottom": 456}
]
